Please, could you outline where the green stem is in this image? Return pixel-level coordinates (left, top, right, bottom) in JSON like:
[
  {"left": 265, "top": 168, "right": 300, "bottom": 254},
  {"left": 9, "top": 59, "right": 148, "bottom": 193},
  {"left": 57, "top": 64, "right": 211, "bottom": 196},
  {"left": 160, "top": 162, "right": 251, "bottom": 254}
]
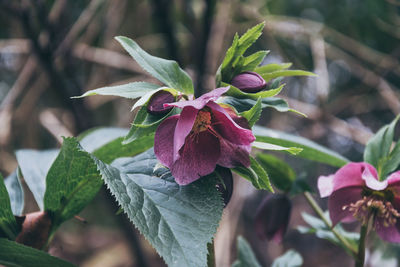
[
  {"left": 207, "top": 240, "right": 215, "bottom": 267},
  {"left": 355, "top": 224, "right": 367, "bottom": 267},
  {"left": 303, "top": 192, "right": 358, "bottom": 257}
]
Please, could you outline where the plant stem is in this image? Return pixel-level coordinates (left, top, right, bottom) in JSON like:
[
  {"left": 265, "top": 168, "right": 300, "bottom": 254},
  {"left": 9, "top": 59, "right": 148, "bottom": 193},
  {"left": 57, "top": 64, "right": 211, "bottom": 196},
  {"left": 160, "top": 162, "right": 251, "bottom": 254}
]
[
  {"left": 355, "top": 224, "right": 368, "bottom": 267},
  {"left": 207, "top": 240, "right": 215, "bottom": 267},
  {"left": 303, "top": 192, "right": 358, "bottom": 256}
]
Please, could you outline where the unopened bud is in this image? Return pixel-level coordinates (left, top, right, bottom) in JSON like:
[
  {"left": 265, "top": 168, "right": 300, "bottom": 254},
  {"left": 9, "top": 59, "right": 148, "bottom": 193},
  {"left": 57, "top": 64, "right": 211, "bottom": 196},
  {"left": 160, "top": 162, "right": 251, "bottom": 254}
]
[
  {"left": 254, "top": 194, "right": 291, "bottom": 243},
  {"left": 231, "top": 71, "right": 267, "bottom": 93},
  {"left": 147, "top": 90, "right": 175, "bottom": 115},
  {"left": 215, "top": 166, "right": 234, "bottom": 207},
  {"left": 16, "top": 211, "right": 52, "bottom": 249}
]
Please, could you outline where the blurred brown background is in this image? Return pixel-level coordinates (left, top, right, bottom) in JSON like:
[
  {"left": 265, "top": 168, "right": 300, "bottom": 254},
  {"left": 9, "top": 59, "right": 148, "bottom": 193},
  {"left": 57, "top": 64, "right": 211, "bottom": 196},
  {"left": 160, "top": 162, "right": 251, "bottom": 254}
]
[{"left": 1, "top": 0, "right": 399, "bottom": 266}]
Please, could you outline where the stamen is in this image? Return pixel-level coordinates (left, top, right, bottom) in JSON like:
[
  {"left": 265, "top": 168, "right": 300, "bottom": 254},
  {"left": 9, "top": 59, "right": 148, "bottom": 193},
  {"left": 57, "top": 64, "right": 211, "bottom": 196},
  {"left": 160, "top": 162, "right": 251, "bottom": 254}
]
[{"left": 192, "top": 110, "right": 212, "bottom": 133}]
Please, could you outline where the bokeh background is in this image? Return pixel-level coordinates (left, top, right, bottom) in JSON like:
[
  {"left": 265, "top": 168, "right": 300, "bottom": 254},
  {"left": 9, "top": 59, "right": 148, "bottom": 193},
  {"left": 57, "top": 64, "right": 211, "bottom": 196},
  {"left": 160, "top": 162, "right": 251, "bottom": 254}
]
[{"left": 1, "top": 0, "right": 399, "bottom": 266}]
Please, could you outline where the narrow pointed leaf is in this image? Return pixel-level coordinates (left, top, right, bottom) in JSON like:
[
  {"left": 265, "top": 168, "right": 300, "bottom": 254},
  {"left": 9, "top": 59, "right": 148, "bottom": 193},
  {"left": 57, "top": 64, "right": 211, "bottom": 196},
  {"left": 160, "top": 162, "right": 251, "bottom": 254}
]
[
  {"left": 271, "top": 250, "right": 303, "bottom": 267},
  {"left": 254, "top": 63, "right": 292, "bottom": 74},
  {"left": 4, "top": 170, "right": 24, "bottom": 216},
  {"left": 260, "top": 70, "right": 316, "bottom": 82},
  {"left": 252, "top": 141, "right": 302, "bottom": 155},
  {"left": 232, "top": 236, "right": 261, "bottom": 267},
  {"left": 233, "top": 156, "right": 273, "bottom": 191},
  {"left": 240, "top": 98, "right": 262, "bottom": 127},
  {"left": 222, "top": 82, "right": 284, "bottom": 100},
  {"left": 0, "top": 174, "right": 19, "bottom": 239}
]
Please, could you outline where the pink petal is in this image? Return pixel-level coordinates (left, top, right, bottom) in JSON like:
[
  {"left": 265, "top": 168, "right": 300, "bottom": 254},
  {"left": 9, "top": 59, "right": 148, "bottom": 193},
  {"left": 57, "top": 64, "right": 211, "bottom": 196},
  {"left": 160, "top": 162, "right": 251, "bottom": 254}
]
[
  {"left": 332, "top": 162, "right": 377, "bottom": 193},
  {"left": 387, "top": 171, "right": 400, "bottom": 196},
  {"left": 208, "top": 102, "right": 255, "bottom": 145},
  {"left": 328, "top": 187, "right": 363, "bottom": 225},
  {"left": 375, "top": 220, "right": 400, "bottom": 243},
  {"left": 217, "top": 138, "right": 251, "bottom": 168},
  {"left": 171, "top": 131, "right": 220, "bottom": 185},
  {"left": 173, "top": 106, "right": 197, "bottom": 162},
  {"left": 362, "top": 166, "right": 388, "bottom": 191},
  {"left": 154, "top": 115, "right": 179, "bottom": 167},
  {"left": 165, "top": 86, "right": 230, "bottom": 110},
  {"left": 318, "top": 175, "right": 334, "bottom": 198}
]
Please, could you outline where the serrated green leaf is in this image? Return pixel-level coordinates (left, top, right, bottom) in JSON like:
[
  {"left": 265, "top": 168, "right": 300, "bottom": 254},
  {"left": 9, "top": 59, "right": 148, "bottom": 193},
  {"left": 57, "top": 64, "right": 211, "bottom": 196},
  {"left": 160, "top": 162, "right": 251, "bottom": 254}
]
[
  {"left": 0, "top": 174, "right": 19, "bottom": 239},
  {"left": 271, "top": 249, "right": 303, "bottom": 267},
  {"left": 222, "top": 82, "right": 284, "bottom": 100},
  {"left": 4, "top": 170, "right": 24, "bottom": 216},
  {"left": 232, "top": 236, "right": 261, "bottom": 267},
  {"left": 253, "top": 126, "right": 349, "bottom": 167},
  {"left": 15, "top": 149, "right": 59, "bottom": 210},
  {"left": 233, "top": 156, "right": 273, "bottom": 191},
  {"left": 240, "top": 98, "right": 262, "bottom": 127},
  {"left": 252, "top": 141, "right": 303, "bottom": 155},
  {"left": 381, "top": 141, "right": 400, "bottom": 180},
  {"left": 364, "top": 116, "right": 400, "bottom": 179},
  {"left": 73, "top": 82, "right": 161, "bottom": 99},
  {"left": 94, "top": 149, "right": 223, "bottom": 267},
  {"left": 0, "top": 238, "right": 76, "bottom": 267},
  {"left": 115, "top": 36, "right": 194, "bottom": 94},
  {"left": 298, "top": 212, "right": 359, "bottom": 256},
  {"left": 254, "top": 63, "right": 292, "bottom": 74},
  {"left": 124, "top": 106, "right": 177, "bottom": 144},
  {"left": 260, "top": 70, "right": 316, "bottom": 82},
  {"left": 234, "top": 22, "right": 265, "bottom": 65},
  {"left": 44, "top": 138, "right": 103, "bottom": 227},
  {"left": 236, "top": 50, "right": 269, "bottom": 74},
  {"left": 256, "top": 154, "right": 296, "bottom": 192}
]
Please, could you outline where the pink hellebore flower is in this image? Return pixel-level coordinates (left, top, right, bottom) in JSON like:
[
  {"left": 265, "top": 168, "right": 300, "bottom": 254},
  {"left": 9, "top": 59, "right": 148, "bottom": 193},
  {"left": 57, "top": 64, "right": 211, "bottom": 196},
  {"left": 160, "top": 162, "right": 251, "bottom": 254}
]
[
  {"left": 318, "top": 162, "right": 400, "bottom": 243},
  {"left": 154, "top": 86, "right": 255, "bottom": 185}
]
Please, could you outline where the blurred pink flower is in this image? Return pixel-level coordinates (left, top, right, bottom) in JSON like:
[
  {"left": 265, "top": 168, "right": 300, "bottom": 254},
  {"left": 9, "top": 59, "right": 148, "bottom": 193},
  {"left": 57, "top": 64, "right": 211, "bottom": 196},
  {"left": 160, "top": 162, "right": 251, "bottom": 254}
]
[
  {"left": 154, "top": 86, "right": 255, "bottom": 185},
  {"left": 318, "top": 162, "right": 400, "bottom": 243}
]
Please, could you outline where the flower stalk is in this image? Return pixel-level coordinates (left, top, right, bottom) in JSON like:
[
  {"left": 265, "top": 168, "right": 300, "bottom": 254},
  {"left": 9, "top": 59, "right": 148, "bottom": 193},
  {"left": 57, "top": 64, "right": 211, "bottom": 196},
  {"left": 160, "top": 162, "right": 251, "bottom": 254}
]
[
  {"left": 355, "top": 224, "right": 368, "bottom": 267},
  {"left": 303, "top": 192, "right": 358, "bottom": 257}
]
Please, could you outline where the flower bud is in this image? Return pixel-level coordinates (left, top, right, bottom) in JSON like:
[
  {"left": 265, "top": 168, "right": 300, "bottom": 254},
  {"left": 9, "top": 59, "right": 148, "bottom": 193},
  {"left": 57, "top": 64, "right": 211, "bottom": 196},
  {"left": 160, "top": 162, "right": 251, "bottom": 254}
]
[
  {"left": 254, "top": 194, "right": 291, "bottom": 243},
  {"left": 16, "top": 211, "right": 52, "bottom": 249},
  {"left": 215, "top": 166, "right": 234, "bottom": 207},
  {"left": 231, "top": 71, "right": 267, "bottom": 93},
  {"left": 147, "top": 90, "right": 175, "bottom": 115}
]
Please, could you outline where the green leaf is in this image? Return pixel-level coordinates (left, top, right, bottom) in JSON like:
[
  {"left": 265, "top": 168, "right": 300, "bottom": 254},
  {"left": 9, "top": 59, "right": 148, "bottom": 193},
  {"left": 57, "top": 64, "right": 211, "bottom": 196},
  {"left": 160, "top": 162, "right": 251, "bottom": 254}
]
[
  {"left": 115, "top": 36, "right": 194, "bottom": 94},
  {"left": 0, "top": 238, "right": 76, "bottom": 267},
  {"left": 79, "top": 127, "right": 128, "bottom": 152},
  {"left": 73, "top": 82, "right": 161, "bottom": 99},
  {"left": 298, "top": 212, "right": 359, "bottom": 255},
  {"left": 240, "top": 98, "right": 262, "bottom": 127},
  {"left": 259, "top": 70, "right": 316, "bottom": 82},
  {"left": 95, "top": 149, "right": 223, "bottom": 267},
  {"left": 233, "top": 156, "right": 273, "bottom": 192},
  {"left": 44, "top": 138, "right": 103, "bottom": 227},
  {"left": 364, "top": 116, "right": 400, "bottom": 179},
  {"left": 4, "top": 170, "right": 24, "bottom": 216},
  {"left": 256, "top": 154, "right": 296, "bottom": 192},
  {"left": 15, "top": 149, "right": 59, "bottom": 210},
  {"left": 124, "top": 106, "right": 177, "bottom": 144},
  {"left": 381, "top": 141, "right": 400, "bottom": 180},
  {"left": 0, "top": 174, "right": 19, "bottom": 239},
  {"left": 252, "top": 141, "right": 303, "bottom": 155},
  {"left": 271, "top": 249, "right": 303, "bottom": 267},
  {"left": 254, "top": 63, "right": 292, "bottom": 73},
  {"left": 222, "top": 82, "right": 284, "bottom": 100},
  {"left": 253, "top": 125, "right": 349, "bottom": 167},
  {"left": 232, "top": 236, "right": 261, "bottom": 267},
  {"left": 236, "top": 50, "right": 269, "bottom": 74}
]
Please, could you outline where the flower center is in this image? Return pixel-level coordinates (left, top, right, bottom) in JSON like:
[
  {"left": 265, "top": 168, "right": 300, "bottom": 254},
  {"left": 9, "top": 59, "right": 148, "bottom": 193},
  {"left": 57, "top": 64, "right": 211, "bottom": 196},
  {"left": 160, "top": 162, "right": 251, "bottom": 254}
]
[
  {"left": 192, "top": 109, "right": 212, "bottom": 133},
  {"left": 343, "top": 196, "right": 400, "bottom": 227}
]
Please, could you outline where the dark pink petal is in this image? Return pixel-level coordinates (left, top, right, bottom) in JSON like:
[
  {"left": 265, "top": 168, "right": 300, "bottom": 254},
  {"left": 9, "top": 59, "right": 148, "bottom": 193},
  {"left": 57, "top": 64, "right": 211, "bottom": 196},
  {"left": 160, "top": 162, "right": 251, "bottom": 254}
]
[
  {"left": 171, "top": 131, "right": 220, "bottom": 185},
  {"left": 375, "top": 219, "right": 400, "bottom": 243},
  {"left": 208, "top": 102, "right": 255, "bottom": 145},
  {"left": 387, "top": 171, "right": 400, "bottom": 196},
  {"left": 217, "top": 138, "right": 251, "bottom": 168},
  {"left": 154, "top": 115, "right": 179, "bottom": 167},
  {"left": 328, "top": 186, "right": 363, "bottom": 225},
  {"left": 318, "top": 175, "right": 334, "bottom": 198},
  {"left": 165, "top": 86, "right": 230, "bottom": 110},
  {"left": 332, "top": 162, "right": 377, "bottom": 193},
  {"left": 362, "top": 166, "right": 388, "bottom": 191},
  {"left": 173, "top": 106, "right": 197, "bottom": 161}
]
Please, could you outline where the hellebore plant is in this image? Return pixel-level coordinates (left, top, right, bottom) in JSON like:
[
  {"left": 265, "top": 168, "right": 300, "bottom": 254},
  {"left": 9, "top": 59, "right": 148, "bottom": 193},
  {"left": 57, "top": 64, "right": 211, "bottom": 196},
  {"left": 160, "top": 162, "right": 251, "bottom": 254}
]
[
  {"left": 154, "top": 86, "right": 255, "bottom": 185},
  {"left": 318, "top": 162, "right": 400, "bottom": 243}
]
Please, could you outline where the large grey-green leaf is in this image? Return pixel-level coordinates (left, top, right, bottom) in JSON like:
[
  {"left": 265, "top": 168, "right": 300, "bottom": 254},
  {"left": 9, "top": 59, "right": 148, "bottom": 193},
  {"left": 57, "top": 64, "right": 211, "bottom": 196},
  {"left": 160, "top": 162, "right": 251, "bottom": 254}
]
[
  {"left": 44, "top": 138, "right": 103, "bottom": 227},
  {"left": 0, "top": 238, "right": 76, "bottom": 267},
  {"left": 4, "top": 170, "right": 24, "bottom": 216},
  {"left": 271, "top": 249, "right": 303, "bottom": 267},
  {"left": 115, "top": 36, "right": 194, "bottom": 94},
  {"left": 74, "top": 82, "right": 161, "bottom": 99},
  {"left": 0, "top": 174, "right": 19, "bottom": 239},
  {"left": 15, "top": 149, "right": 59, "bottom": 210},
  {"left": 232, "top": 236, "right": 261, "bottom": 267},
  {"left": 95, "top": 149, "right": 223, "bottom": 267},
  {"left": 253, "top": 126, "right": 348, "bottom": 167}
]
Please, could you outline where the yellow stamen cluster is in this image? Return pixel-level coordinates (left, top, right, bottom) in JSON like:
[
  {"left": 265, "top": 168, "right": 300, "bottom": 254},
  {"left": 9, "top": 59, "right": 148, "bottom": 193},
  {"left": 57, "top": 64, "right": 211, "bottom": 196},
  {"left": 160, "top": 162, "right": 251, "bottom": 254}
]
[
  {"left": 343, "top": 196, "right": 400, "bottom": 227},
  {"left": 192, "top": 110, "right": 212, "bottom": 133}
]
